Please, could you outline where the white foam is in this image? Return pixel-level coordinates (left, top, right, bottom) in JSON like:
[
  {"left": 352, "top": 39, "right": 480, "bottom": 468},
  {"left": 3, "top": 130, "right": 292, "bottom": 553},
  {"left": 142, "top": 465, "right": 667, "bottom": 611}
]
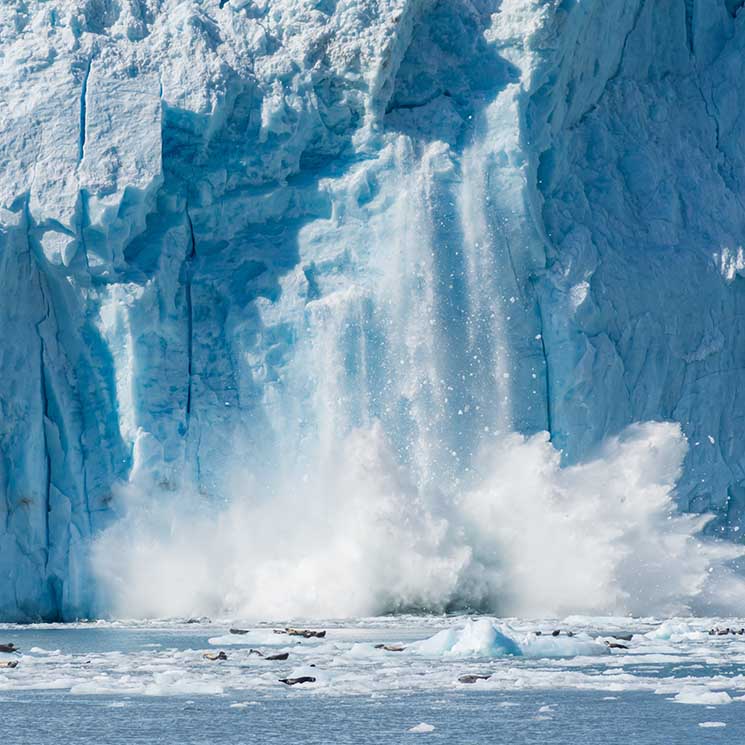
[{"left": 93, "top": 422, "right": 745, "bottom": 620}]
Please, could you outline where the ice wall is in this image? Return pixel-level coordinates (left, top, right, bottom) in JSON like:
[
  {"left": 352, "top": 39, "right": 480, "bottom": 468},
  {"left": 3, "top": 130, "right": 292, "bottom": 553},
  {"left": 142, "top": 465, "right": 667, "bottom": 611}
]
[{"left": 1, "top": 0, "right": 745, "bottom": 620}]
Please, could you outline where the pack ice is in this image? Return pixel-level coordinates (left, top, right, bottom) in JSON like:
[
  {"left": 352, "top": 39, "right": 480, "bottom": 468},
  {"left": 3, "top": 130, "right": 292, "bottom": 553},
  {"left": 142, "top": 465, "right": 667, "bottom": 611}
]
[{"left": 1, "top": 0, "right": 745, "bottom": 620}]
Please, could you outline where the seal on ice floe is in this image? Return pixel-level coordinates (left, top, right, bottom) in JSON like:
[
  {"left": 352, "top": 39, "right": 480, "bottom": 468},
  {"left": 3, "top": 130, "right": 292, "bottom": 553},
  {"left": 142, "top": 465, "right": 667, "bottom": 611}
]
[
  {"left": 266, "top": 652, "right": 290, "bottom": 661},
  {"left": 203, "top": 651, "right": 228, "bottom": 661},
  {"left": 279, "top": 676, "right": 316, "bottom": 686},
  {"left": 709, "top": 627, "right": 745, "bottom": 636},
  {"left": 275, "top": 628, "right": 326, "bottom": 639},
  {"left": 374, "top": 644, "right": 406, "bottom": 652},
  {"left": 0, "top": 643, "right": 18, "bottom": 654},
  {"left": 458, "top": 674, "right": 491, "bottom": 684},
  {"left": 0, "top": 660, "right": 18, "bottom": 669},
  {"left": 604, "top": 641, "right": 629, "bottom": 650},
  {"left": 248, "top": 649, "right": 290, "bottom": 660}
]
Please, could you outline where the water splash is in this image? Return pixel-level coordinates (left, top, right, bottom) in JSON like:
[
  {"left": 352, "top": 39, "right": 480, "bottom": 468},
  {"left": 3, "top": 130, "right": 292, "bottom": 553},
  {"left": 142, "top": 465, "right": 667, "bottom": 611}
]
[
  {"left": 91, "top": 119, "right": 745, "bottom": 621},
  {"left": 92, "top": 420, "right": 745, "bottom": 619}
]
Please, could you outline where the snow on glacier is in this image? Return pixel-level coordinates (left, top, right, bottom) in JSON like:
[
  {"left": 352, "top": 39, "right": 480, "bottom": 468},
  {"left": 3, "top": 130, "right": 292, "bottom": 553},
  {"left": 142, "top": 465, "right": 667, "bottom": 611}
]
[{"left": 1, "top": 0, "right": 745, "bottom": 620}]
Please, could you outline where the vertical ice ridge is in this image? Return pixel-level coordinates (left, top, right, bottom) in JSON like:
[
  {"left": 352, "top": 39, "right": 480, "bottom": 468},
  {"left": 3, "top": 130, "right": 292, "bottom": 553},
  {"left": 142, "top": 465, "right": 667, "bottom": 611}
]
[
  {"left": 29, "top": 205, "right": 53, "bottom": 581},
  {"left": 684, "top": 0, "right": 695, "bottom": 53},
  {"left": 184, "top": 207, "right": 197, "bottom": 424},
  {"left": 77, "top": 58, "right": 92, "bottom": 165},
  {"left": 530, "top": 276, "right": 553, "bottom": 438}
]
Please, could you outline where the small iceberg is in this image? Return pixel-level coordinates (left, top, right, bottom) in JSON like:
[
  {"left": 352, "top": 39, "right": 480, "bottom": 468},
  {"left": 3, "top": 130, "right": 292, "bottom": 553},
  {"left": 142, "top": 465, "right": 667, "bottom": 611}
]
[
  {"left": 408, "top": 723, "right": 435, "bottom": 733},
  {"left": 412, "top": 619, "right": 521, "bottom": 657},
  {"left": 673, "top": 687, "right": 732, "bottom": 705},
  {"left": 413, "top": 619, "right": 609, "bottom": 659}
]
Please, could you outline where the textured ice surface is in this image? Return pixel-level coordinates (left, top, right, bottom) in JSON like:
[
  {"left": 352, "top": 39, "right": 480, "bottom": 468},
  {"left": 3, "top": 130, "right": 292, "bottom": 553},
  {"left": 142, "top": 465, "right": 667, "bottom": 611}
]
[
  {"left": 2, "top": 1, "right": 745, "bottom": 619},
  {"left": 3, "top": 615, "right": 745, "bottom": 703},
  {"left": 6, "top": 618, "right": 745, "bottom": 745}
]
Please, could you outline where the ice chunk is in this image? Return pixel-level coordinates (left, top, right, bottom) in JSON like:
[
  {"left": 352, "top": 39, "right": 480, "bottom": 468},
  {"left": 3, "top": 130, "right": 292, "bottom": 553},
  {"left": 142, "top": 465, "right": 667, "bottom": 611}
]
[
  {"left": 413, "top": 620, "right": 608, "bottom": 659},
  {"left": 673, "top": 687, "right": 732, "bottom": 705},
  {"left": 412, "top": 620, "right": 521, "bottom": 658},
  {"left": 408, "top": 723, "right": 435, "bottom": 733}
]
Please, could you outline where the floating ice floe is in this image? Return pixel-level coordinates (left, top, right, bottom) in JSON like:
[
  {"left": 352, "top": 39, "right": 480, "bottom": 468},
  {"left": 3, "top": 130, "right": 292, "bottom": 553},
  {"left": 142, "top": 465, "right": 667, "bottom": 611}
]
[
  {"left": 408, "top": 723, "right": 435, "bottom": 733},
  {"left": 70, "top": 670, "right": 224, "bottom": 697},
  {"left": 208, "top": 630, "right": 287, "bottom": 647},
  {"left": 672, "top": 687, "right": 732, "bottom": 705},
  {"left": 412, "top": 619, "right": 608, "bottom": 659},
  {"left": 645, "top": 621, "right": 708, "bottom": 643}
]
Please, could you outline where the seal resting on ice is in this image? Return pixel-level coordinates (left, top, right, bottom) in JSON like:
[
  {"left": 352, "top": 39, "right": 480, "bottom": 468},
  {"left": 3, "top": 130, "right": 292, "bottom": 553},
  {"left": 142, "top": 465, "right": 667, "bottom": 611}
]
[
  {"left": 275, "top": 628, "right": 326, "bottom": 639},
  {"left": 203, "top": 651, "right": 228, "bottom": 661},
  {"left": 458, "top": 674, "right": 491, "bottom": 684},
  {"left": 279, "top": 676, "right": 316, "bottom": 686}
]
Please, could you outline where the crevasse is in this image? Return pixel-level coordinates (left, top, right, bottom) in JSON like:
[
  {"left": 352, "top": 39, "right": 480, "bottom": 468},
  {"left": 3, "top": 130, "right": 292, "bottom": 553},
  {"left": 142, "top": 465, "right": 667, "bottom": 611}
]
[{"left": 1, "top": 0, "right": 745, "bottom": 620}]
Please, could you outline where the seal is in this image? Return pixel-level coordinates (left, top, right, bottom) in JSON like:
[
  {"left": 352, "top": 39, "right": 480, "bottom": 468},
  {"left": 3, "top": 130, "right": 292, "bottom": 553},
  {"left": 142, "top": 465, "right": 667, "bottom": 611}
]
[
  {"left": 0, "top": 643, "right": 18, "bottom": 653},
  {"left": 276, "top": 628, "right": 326, "bottom": 639},
  {"left": 279, "top": 676, "right": 316, "bottom": 686},
  {"left": 374, "top": 644, "right": 405, "bottom": 652},
  {"left": 203, "top": 651, "right": 228, "bottom": 661},
  {"left": 0, "top": 660, "right": 18, "bottom": 669},
  {"left": 458, "top": 674, "right": 491, "bottom": 684},
  {"left": 229, "top": 628, "right": 249, "bottom": 635},
  {"left": 249, "top": 649, "right": 289, "bottom": 660},
  {"left": 605, "top": 641, "right": 629, "bottom": 650}
]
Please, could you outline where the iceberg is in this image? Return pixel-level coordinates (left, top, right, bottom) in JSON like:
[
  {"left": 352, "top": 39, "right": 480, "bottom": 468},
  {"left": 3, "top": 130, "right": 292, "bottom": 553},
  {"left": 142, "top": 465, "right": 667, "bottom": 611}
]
[
  {"left": 1, "top": 0, "right": 745, "bottom": 620},
  {"left": 410, "top": 618, "right": 608, "bottom": 658}
]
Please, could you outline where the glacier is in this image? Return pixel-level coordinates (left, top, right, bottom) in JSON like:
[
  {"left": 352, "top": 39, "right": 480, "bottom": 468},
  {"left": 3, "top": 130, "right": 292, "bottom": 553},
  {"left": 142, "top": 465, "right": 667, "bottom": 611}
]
[{"left": 1, "top": 0, "right": 745, "bottom": 621}]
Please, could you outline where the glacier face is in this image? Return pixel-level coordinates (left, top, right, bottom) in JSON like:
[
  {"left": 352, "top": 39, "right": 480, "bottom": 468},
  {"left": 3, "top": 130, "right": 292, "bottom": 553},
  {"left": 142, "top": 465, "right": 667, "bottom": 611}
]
[{"left": 1, "top": 0, "right": 745, "bottom": 620}]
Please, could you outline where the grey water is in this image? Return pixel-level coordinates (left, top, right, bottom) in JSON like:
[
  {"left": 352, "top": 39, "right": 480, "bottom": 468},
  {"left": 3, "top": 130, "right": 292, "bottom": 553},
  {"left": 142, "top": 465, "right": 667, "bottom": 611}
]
[
  {"left": 0, "top": 623, "right": 743, "bottom": 744},
  {"left": 3, "top": 687, "right": 739, "bottom": 745}
]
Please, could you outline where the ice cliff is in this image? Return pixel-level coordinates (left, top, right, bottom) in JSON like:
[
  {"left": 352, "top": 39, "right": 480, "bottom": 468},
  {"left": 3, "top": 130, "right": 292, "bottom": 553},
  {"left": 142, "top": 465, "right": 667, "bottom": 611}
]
[{"left": 2, "top": 0, "right": 745, "bottom": 620}]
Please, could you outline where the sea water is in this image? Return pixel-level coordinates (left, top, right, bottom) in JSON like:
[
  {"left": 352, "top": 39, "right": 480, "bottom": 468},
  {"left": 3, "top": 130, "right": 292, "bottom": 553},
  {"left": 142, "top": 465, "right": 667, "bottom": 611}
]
[{"left": 1, "top": 616, "right": 744, "bottom": 744}]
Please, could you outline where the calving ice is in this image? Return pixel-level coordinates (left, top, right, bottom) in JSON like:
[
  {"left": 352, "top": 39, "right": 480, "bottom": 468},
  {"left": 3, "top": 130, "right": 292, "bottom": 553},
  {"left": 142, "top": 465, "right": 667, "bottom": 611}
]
[{"left": 2, "top": 0, "right": 745, "bottom": 624}]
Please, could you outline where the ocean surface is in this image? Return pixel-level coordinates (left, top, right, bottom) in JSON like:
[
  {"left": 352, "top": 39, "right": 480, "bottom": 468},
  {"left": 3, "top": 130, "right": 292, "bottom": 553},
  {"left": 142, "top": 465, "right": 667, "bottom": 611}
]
[{"left": 1, "top": 616, "right": 744, "bottom": 743}]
